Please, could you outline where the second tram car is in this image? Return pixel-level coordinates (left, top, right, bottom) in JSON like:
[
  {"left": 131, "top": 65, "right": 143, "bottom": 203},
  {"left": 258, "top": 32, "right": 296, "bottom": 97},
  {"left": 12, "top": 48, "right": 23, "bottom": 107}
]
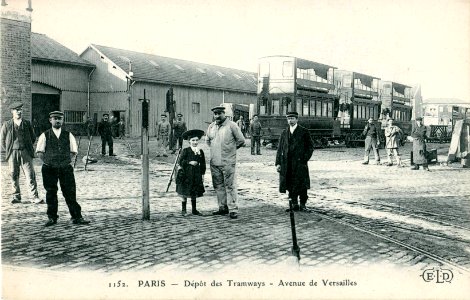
[{"left": 256, "top": 56, "right": 413, "bottom": 147}]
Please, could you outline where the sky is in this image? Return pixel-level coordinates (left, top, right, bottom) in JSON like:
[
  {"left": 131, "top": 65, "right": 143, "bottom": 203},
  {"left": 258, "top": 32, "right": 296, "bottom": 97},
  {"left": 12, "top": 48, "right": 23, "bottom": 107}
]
[{"left": 5, "top": 0, "right": 470, "bottom": 101}]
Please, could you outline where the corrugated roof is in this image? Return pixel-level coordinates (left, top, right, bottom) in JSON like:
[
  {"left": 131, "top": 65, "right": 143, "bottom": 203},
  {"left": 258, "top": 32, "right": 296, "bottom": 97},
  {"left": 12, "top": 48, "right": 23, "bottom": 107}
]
[
  {"left": 89, "top": 44, "right": 257, "bottom": 93},
  {"left": 31, "top": 33, "right": 94, "bottom": 68}
]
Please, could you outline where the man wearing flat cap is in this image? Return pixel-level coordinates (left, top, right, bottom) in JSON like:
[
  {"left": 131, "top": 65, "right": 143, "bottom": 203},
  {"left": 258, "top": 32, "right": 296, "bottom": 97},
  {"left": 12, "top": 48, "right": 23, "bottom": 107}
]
[
  {"left": 36, "top": 111, "right": 90, "bottom": 226},
  {"left": 97, "top": 113, "right": 115, "bottom": 156},
  {"left": 361, "top": 117, "right": 381, "bottom": 165},
  {"left": 156, "top": 113, "right": 171, "bottom": 157},
  {"left": 275, "top": 112, "right": 314, "bottom": 212},
  {"left": 206, "top": 105, "right": 245, "bottom": 219},
  {"left": 171, "top": 113, "right": 187, "bottom": 154},
  {"left": 1, "top": 101, "right": 43, "bottom": 204}
]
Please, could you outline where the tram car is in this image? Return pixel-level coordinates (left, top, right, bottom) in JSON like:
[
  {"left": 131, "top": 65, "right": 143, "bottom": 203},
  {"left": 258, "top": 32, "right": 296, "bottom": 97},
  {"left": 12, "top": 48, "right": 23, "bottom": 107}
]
[
  {"left": 257, "top": 56, "right": 338, "bottom": 147},
  {"left": 256, "top": 56, "right": 413, "bottom": 147},
  {"left": 378, "top": 81, "right": 413, "bottom": 144}
]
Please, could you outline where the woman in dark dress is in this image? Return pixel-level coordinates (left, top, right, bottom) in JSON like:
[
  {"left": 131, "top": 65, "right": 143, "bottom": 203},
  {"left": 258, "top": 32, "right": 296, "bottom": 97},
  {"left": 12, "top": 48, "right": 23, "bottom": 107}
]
[{"left": 176, "top": 129, "right": 206, "bottom": 216}]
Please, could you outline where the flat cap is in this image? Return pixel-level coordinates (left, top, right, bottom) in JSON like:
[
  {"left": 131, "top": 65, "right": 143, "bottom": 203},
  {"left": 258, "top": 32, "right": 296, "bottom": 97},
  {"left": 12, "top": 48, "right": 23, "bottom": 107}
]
[
  {"left": 49, "top": 111, "right": 64, "bottom": 118},
  {"left": 102, "top": 113, "right": 109, "bottom": 117},
  {"left": 177, "top": 113, "right": 183, "bottom": 117},
  {"left": 211, "top": 106, "right": 225, "bottom": 112},
  {"left": 160, "top": 113, "right": 167, "bottom": 117},
  {"left": 286, "top": 111, "right": 299, "bottom": 117},
  {"left": 182, "top": 129, "right": 205, "bottom": 140},
  {"left": 9, "top": 102, "right": 24, "bottom": 110},
  {"left": 415, "top": 117, "right": 423, "bottom": 121}
]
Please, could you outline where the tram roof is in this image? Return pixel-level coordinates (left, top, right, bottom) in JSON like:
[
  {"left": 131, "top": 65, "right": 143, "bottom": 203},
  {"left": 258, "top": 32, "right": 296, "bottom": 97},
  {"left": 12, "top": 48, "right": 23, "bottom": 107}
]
[
  {"left": 392, "top": 82, "right": 412, "bottom": 94},
  {"left": 336, "top": 70, "right": 380, "bottom": 87}
]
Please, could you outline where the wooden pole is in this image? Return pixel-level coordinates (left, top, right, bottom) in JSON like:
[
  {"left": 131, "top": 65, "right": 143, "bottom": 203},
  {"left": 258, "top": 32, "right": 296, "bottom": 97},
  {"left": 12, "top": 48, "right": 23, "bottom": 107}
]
[{"left": 141, "top": 89, "right": 150, "bottom": 220}]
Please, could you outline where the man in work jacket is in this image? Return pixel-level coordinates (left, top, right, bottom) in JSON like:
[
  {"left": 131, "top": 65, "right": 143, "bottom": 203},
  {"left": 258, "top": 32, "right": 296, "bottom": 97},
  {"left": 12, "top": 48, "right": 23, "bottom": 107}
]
[
  {"left": 206, "top": 106, "right": 245, "bottom": 219},
  {"left": 0, "top": 101, "right": 43, "bottom": 204},
  {"left": 362, "top": 117, "right": 381, "bottom": 164}
]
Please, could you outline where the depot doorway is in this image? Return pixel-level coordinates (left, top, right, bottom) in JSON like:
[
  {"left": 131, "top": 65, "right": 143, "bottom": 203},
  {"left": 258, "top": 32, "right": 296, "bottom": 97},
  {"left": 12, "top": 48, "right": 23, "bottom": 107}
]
[{"left": 32, "top": 94, "right": 60, "bottom": 136}]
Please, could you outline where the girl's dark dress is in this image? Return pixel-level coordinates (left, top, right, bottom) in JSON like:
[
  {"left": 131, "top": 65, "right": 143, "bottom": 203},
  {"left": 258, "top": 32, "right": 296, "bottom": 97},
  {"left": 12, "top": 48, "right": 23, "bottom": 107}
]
[{"left": 176, "top": 147, "right": 206, "bottom": 198}]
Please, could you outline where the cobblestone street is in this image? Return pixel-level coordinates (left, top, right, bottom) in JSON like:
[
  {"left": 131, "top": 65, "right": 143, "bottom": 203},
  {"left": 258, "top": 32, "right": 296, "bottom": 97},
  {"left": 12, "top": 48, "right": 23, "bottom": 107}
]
[{"left": 2, "top": 138, "right": 470, "bottom": 299}]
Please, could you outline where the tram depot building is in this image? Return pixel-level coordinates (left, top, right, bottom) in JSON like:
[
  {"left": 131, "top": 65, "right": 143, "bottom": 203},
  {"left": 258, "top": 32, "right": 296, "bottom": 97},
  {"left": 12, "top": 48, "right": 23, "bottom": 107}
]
[{"left": 1, "top": 31, "right": 258, "bottom": 137}]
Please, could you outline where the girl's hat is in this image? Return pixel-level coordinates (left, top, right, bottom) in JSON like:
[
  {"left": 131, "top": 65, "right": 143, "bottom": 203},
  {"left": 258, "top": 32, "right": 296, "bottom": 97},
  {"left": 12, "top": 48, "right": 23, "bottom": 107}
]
[{"left": 182, "top": 129, "right": 205, "bottom": 140}]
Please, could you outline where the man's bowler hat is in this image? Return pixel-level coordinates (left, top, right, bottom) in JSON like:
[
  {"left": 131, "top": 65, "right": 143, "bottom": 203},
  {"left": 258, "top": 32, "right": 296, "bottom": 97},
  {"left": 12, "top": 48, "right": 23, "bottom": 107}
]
[
  {"left": 49, "top": 111, "right": 64, "bottom": 118},
  {"left": 161, "top": 114, "right": 167, "bottom": 117},
  {"left": 9, "top": 102, "right": 24, "bottom": 110},
  {"left": 416, "top": 117, "right": 423, "bottom": 121},
  {"left": 211, "top": 106, "right": 225, "bottom": 113},
  {"left": 286, "top": 111, "right": 299, "bottom": 118},
  {"left": 182, "top": 129, "right": 205, "bottom": 140}
]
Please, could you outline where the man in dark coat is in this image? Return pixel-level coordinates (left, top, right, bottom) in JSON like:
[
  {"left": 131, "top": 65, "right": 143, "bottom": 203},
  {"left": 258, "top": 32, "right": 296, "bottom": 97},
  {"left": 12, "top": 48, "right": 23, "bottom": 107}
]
[
  {"left": 275, "top": 112, "right": 314, "bottom": 211},
  {"left": 362, "top": 117, "right": 381, "bottom": 164},
  {"left": 0, "top": 102, "right": 43, "bottom": 204},
  {"left": 171, "top": 113, "right": 187, "bottom": 154},
  {"left": 97, "top": 113, "right": 115, "bottom": 156},
  {"left": 410, "top": 117, "right": 429, "bottom": 171}
]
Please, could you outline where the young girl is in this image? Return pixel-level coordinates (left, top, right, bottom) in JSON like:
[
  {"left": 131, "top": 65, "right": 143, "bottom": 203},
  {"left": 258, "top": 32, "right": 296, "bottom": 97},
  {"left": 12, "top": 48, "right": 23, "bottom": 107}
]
[{"left": 175, "top": 129, "right": 206, "bottom": 216}]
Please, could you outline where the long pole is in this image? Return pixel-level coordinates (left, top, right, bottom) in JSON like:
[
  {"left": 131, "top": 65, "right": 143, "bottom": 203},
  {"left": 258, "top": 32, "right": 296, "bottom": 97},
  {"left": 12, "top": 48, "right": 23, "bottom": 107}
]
[{"left": 141, "top": 89, "right": 150, "bottom": 220}]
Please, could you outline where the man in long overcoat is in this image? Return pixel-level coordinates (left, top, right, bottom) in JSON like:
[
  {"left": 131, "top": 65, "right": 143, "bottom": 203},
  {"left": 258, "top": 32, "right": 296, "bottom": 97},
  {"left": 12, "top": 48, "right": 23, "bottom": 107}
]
[
  {"left": 275, "top": 112, "right": 314, "bottom": 212},
  {"left": 410, "top": 117, "right": 429, "bottom": 171}
]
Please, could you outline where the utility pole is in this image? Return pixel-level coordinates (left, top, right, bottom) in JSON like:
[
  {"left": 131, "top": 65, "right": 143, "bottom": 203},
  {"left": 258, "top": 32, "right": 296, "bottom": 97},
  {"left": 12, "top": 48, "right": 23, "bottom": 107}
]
[{"left": 140, "top": 89, "right": 150, "bottom": 220}]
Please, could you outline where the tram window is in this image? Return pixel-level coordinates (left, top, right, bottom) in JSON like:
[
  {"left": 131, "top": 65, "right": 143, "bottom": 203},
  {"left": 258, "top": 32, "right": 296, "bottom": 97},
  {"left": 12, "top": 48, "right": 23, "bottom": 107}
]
[
  {"left": 271, "top": 99, "right": 280, "bottom": 115},
  {"left": 362, "top": 106, "right": 366, "bottom": 119},
  {"left": 316, "top": 101, "right": 322, "bottom": 116},
  {"left": 369, "top": 107, "right": 374, "bottom": 119},
  {"left": 310, "top": 100, "right": 316, "bottom": 116},
  {"left": 354, "top": 105, "right": 358, "bottom": 119},
  {"left": 322, "top": 102, "right": 328, "bottom": 117},
  {"left": 283, "top": 61, "right": 293, "bottom": 77},
  {"left": 259, "top": 62, "right": 270, "bottom": 77},
  {"left": 259, "top": 105, "right": 266, "bottom": 115},
  {"left": 303, "top": 100, "right": 309, "bottom": 116},
  {"left": 281, "top": 99, "right": 288, "bottom": 115},
  {"left": 327, "top": 102, "right": 333, "bottom": 117},
  {"left": 296, "top": 99, "right": 302, "bottom": 115}
]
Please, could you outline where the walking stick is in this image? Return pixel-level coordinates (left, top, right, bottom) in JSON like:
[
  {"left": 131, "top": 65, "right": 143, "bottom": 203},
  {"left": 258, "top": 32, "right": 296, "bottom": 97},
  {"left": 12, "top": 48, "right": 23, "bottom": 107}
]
[
  {"left": 84, "top": 135, "right": 93, "bottom": 171},
  {"left": 165, "top": 148, "right": 182, "bottom": 192},
  {"left": 289, "top": 199, "right": 301, "bottom": 263},
  {"left": 73, "top": 136, "right": 82, "bottom": 168}
]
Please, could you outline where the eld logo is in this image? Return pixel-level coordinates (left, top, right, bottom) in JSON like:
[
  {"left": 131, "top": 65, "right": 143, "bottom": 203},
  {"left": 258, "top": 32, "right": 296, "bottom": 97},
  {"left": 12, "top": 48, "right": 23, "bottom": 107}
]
[{"left": 421, "top": 267, "right": 453, "bottom": 283}]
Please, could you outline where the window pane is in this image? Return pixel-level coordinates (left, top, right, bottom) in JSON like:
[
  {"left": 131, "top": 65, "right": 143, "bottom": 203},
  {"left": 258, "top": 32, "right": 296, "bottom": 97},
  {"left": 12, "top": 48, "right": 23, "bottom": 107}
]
[
  {"left": 283, "top": 61, "right": 293, "bottom": 77},
  {"left": 322, "top": 102, "right": 328, "bottom": 117},
  {"left": 316, "top": 101, "right": 322, "bottom": 116},
  {"left": 272, "top": 99, "right": 280, "bottom": 115},
  {"left": 64, "top": 111, "right": 86, "bottom": 123},
  {"left": 296, "top": 99, "right": 302, "bottom": 115},
  {"left": 354, "top": 105, "right": 358, "bottom": 118},
  {"left": 259, "top": 105, "right": 266, "bottom": 115},
  {"left": 192, "top": 102, "right": 200, "bottom": 113},
  {"left": 303, "top": 100, "right": 309, "bottom": 116},
  {"left": 310, "top": 100, "right": 316, "bottom": 116},
  {"left": 327, "top": 102, "right": 333, "bottom": 117}
]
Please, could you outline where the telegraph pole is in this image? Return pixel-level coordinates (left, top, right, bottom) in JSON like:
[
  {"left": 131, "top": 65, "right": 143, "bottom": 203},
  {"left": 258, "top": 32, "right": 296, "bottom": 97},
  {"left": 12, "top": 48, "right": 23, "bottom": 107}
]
[{"left": 140, "top": 89, "right": 150, "bottom": 220}]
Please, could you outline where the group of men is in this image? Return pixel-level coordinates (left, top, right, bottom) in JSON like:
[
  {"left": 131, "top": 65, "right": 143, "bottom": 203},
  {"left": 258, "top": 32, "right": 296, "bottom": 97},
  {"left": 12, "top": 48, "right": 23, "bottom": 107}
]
[
  {"left": 362, "top": 116, "right": 430, "bottom": 171},
  {"left": 1, "top": 102, "right": 90, "bottom": 226},
  {"left": 2, "top": 100, "right": 431, "bottom": 226},
  {"left": 155, "top": 113, "right": 187, "bottom": 157}
]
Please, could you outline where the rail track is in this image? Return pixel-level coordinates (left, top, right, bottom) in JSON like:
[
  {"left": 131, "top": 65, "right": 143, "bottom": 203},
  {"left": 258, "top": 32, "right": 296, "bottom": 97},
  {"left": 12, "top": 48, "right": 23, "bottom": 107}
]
[{"left": 307, "top": 207, "right": 470, "bottom": 273}]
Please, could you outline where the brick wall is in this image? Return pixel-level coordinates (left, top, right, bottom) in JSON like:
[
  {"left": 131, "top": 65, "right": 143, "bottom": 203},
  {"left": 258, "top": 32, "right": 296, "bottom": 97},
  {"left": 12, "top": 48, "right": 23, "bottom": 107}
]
[{"left": 0, "top": 10, "right": 32, "bottom": 123}]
